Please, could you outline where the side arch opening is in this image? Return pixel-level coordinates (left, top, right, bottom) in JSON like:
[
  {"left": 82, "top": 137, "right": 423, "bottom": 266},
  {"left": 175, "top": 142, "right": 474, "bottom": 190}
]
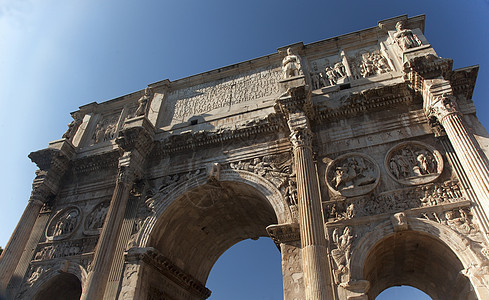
[
  {"left": 33, "top": 272, "right": 82, "bottom": 300},
  {"left": 141, "top": 178, "right": 283, "bottom": 298},
  {"left": 364, "top": 230, "right": 476, "bottom": 300}
]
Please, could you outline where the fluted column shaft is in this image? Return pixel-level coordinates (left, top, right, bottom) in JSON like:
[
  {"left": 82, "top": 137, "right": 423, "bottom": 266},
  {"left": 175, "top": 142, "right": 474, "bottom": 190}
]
[
  {"left": 0, "top": 195, "right": 44, "bottom": 294},
  {"left": 290, "top": 123, "right": 332, "bottom": 300},
  {"left": 81, "top": 157, "right": 137, "bottom": 300},
  {"left": 424, "top": 78, "right": 489, "bottom": 236}
]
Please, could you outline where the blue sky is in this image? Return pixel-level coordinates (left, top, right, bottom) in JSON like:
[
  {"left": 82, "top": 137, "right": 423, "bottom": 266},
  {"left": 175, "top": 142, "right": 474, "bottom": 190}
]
[{"left": 1, "top": 0, "right": 488, "bottom": 299}]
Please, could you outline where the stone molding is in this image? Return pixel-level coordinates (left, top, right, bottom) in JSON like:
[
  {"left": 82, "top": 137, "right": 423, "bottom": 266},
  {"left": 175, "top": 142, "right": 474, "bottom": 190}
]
[
  {"left": 267, "top": 223, "right": 301, "bottom": 246},
  {"left": 152, "top": 113, "right": 286, "bottom": 155},
  {"left": 125, "top": 247, "right": 211, "bottom": 299}
]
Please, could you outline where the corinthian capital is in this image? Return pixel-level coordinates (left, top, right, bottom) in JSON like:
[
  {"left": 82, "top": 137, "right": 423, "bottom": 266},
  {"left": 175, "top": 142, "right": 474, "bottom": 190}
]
[
  {"left": 428, "top": 94, "right": 459, "bottom": 123},
  {"left": 290, "top": 127, "right": 313, "bottom": 149}
]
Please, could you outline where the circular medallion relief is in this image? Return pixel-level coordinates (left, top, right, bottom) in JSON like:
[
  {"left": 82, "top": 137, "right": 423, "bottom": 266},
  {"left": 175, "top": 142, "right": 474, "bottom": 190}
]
[
  {"left": 325, "top": 153, "right": 380, "bottom": 197},
  {"left": 46, "top": 206, "right": 81, "bottom": 241},
  {"left": 384, "top": 141, "right": 443, "bottom": 186}
]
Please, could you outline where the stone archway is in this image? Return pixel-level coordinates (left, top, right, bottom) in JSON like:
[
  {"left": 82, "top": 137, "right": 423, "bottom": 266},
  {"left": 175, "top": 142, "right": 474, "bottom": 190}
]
[
  {"left": 123, "top": 170, "right": 289, "bottom": 299},
  {"left": 33, "top": 272, "right": 82, "bottom": 300},
  {"left": 349, "top": 218, "right": 484, "bottom": 300},
  {"left": 17, "top": 261, "right": 87, "bottom": 300}
]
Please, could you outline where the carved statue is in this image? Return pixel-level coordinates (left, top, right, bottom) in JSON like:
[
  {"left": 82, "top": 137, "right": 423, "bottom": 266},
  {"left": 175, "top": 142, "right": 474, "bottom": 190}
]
[
  {"left": 62, "top": 112, "right": 83, "bottom": 141},
  {"left": 394, "top": 21, "right": 422, "bottom": 51},
  {"left": 282, "top": 48, "right": 302, "bottom": 79},
  {"left": 135, "top": 87, "right": 152, "bottom": 117}
]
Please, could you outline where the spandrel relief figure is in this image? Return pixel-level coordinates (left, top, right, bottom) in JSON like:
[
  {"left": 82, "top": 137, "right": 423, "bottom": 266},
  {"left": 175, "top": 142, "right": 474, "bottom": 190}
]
[
  {"left": 331, "top": 226, "right": 353, "bottom": 284},
  {"left": 282, "top": 48, "right": 302, "bottom": 79},
  {"left": 386, "top": 142, "right": 443, "bottom": 185},
  {"left": 326, "top": 153, "right": 380, "bottom": 197},
  {"left": 394, "top": 21, "right": 422, "bottom": 51}
]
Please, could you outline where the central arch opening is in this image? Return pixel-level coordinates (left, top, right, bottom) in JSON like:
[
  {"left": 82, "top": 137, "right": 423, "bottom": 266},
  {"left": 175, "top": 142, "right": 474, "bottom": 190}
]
[
  {"left": 148, "top": 180, "right": 280, "bottom": 297},
  {"left": 364, "top": 230, "right": 476, "bottom": 300}
]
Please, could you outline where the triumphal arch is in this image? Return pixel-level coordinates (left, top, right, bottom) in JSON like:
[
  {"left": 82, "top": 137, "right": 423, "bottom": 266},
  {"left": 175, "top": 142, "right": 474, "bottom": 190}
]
[{"left": 2, "top": 15, "right": 489, "bottom": 300}]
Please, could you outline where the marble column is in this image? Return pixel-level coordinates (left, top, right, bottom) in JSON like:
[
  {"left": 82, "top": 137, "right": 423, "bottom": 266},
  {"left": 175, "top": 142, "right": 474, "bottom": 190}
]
[
  {"left": 424, "top": 78, "right": 489, "bottom": 236},
  {"left": 0, "top": 189, "right": 45, "bottom": 295},
  {"left": 288, "top": 113, "right": 333, "bottom": 300},
  {"left": 0, "top": 140, "right": 74, "bottom": 298},
  {"left": 81, "top": 117, "right": 154, "bottom": 300},
  {"left": 80, "top": 156, "right": 137, "bottom": 300}
]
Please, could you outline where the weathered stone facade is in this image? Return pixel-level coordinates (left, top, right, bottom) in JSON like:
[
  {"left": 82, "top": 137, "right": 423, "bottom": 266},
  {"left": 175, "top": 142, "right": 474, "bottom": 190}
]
[{"left": 1, "top": 15, "right": 489, "bottom": 299}]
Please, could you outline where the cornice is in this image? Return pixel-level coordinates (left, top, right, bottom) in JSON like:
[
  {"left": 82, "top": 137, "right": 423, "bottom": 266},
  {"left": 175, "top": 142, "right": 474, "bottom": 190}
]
[
  {"left": 449, "top": 65, "right": 479, "bottom": 100},
  {"left": 151, "top": 114, "right": 286, "bottom": 156},
  {"left": 72, "top": 150, "right": 120, "bottom": 175},
  {"left": 126, "top": 247, "right": 211, "bottom": 299},
  {"left": 315, "top": 82, "right": 415, "bottom": 121}
]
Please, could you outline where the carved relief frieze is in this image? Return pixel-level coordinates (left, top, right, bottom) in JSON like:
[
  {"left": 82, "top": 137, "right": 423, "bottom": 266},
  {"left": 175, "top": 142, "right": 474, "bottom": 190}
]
[
  {"left": 309, "top": 55, "right": 347, "bottom": 89},
  {"left": 84, "top": 201, "right": 110, "bottom": 235},
  {"left": 385, "top": 141, "right": 443, "bottom": 185},
  {"left": 33, "top": 237, "right": 98, "bottom": 261},
  {"left": 325, "top": 153, "right": 380, "bottom": 197},
  {"left": 46, "top": 206, "right": 81, "bottom": 241},
  {"left": 347, "top": 47, "right": 393, "bottom": 79},
  {"left": 325, "top": 180, "right": 464, "bottom": 221},
  {"left": 166, "top": 65, "right": 282, "bottom": 122},
  {"left": 228, "top": 153, "right": 292, "bottom": 188},
  {"left": 89, "top": 113, "right": 121, "bottom": 145}
]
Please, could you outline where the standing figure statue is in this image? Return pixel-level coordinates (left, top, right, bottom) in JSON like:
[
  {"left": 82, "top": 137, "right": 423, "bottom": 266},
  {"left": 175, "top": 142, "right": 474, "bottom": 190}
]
[
  {"left": 394, "top": 21, "right": 422, "bottom": 51},
  {"left": 282, "top": 48, "right": 302, "bottom": 79},
  {"left": 135, "top": 87, "right": 152, "bottom": 117}
]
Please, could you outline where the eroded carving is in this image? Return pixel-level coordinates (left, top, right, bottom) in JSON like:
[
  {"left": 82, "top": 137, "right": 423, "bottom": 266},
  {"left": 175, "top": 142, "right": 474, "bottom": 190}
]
[
  {"left": 394, "top": 21, "right": 422, "bottom": 51},
  {"left": 62, "top": 112, "right": 83, "bottom": 141},
  {"left": 167, "top": 65, "right": 281, "bottom": 121},
  {"left": 325, "top": 180, "right": 465, "bottom": 221},
  {"left": 135, "top": 87, "right": 152, "bottom": 117},
  {"left": 282, "top": 48, "right": 303, "bottom": 79},
  {"left": 331, "top": 226, "right": 353, "bottom": 284},
  {"left": 385, "top": 141, "right": 443, "bottom": 185},
  {"left": 46, "top": 207, "right": 81, "bottom": 240},
  {"left": 33, "top": 237, "right": 98, "bottom": 261},
  {"left": 84, "top": 201, "right": 109, "bottom": 234},
  {"left": 326, "top": 153, "right": 380, "bottom": 197},
  {"left": 91, "top": 115, "right": 119, "bottom": 145}
]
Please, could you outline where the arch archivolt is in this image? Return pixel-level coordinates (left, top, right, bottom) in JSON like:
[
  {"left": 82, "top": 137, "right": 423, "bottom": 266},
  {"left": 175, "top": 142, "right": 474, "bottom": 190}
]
[{"left": 133, "top": 168, "right": 292, "bottom": 250}]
